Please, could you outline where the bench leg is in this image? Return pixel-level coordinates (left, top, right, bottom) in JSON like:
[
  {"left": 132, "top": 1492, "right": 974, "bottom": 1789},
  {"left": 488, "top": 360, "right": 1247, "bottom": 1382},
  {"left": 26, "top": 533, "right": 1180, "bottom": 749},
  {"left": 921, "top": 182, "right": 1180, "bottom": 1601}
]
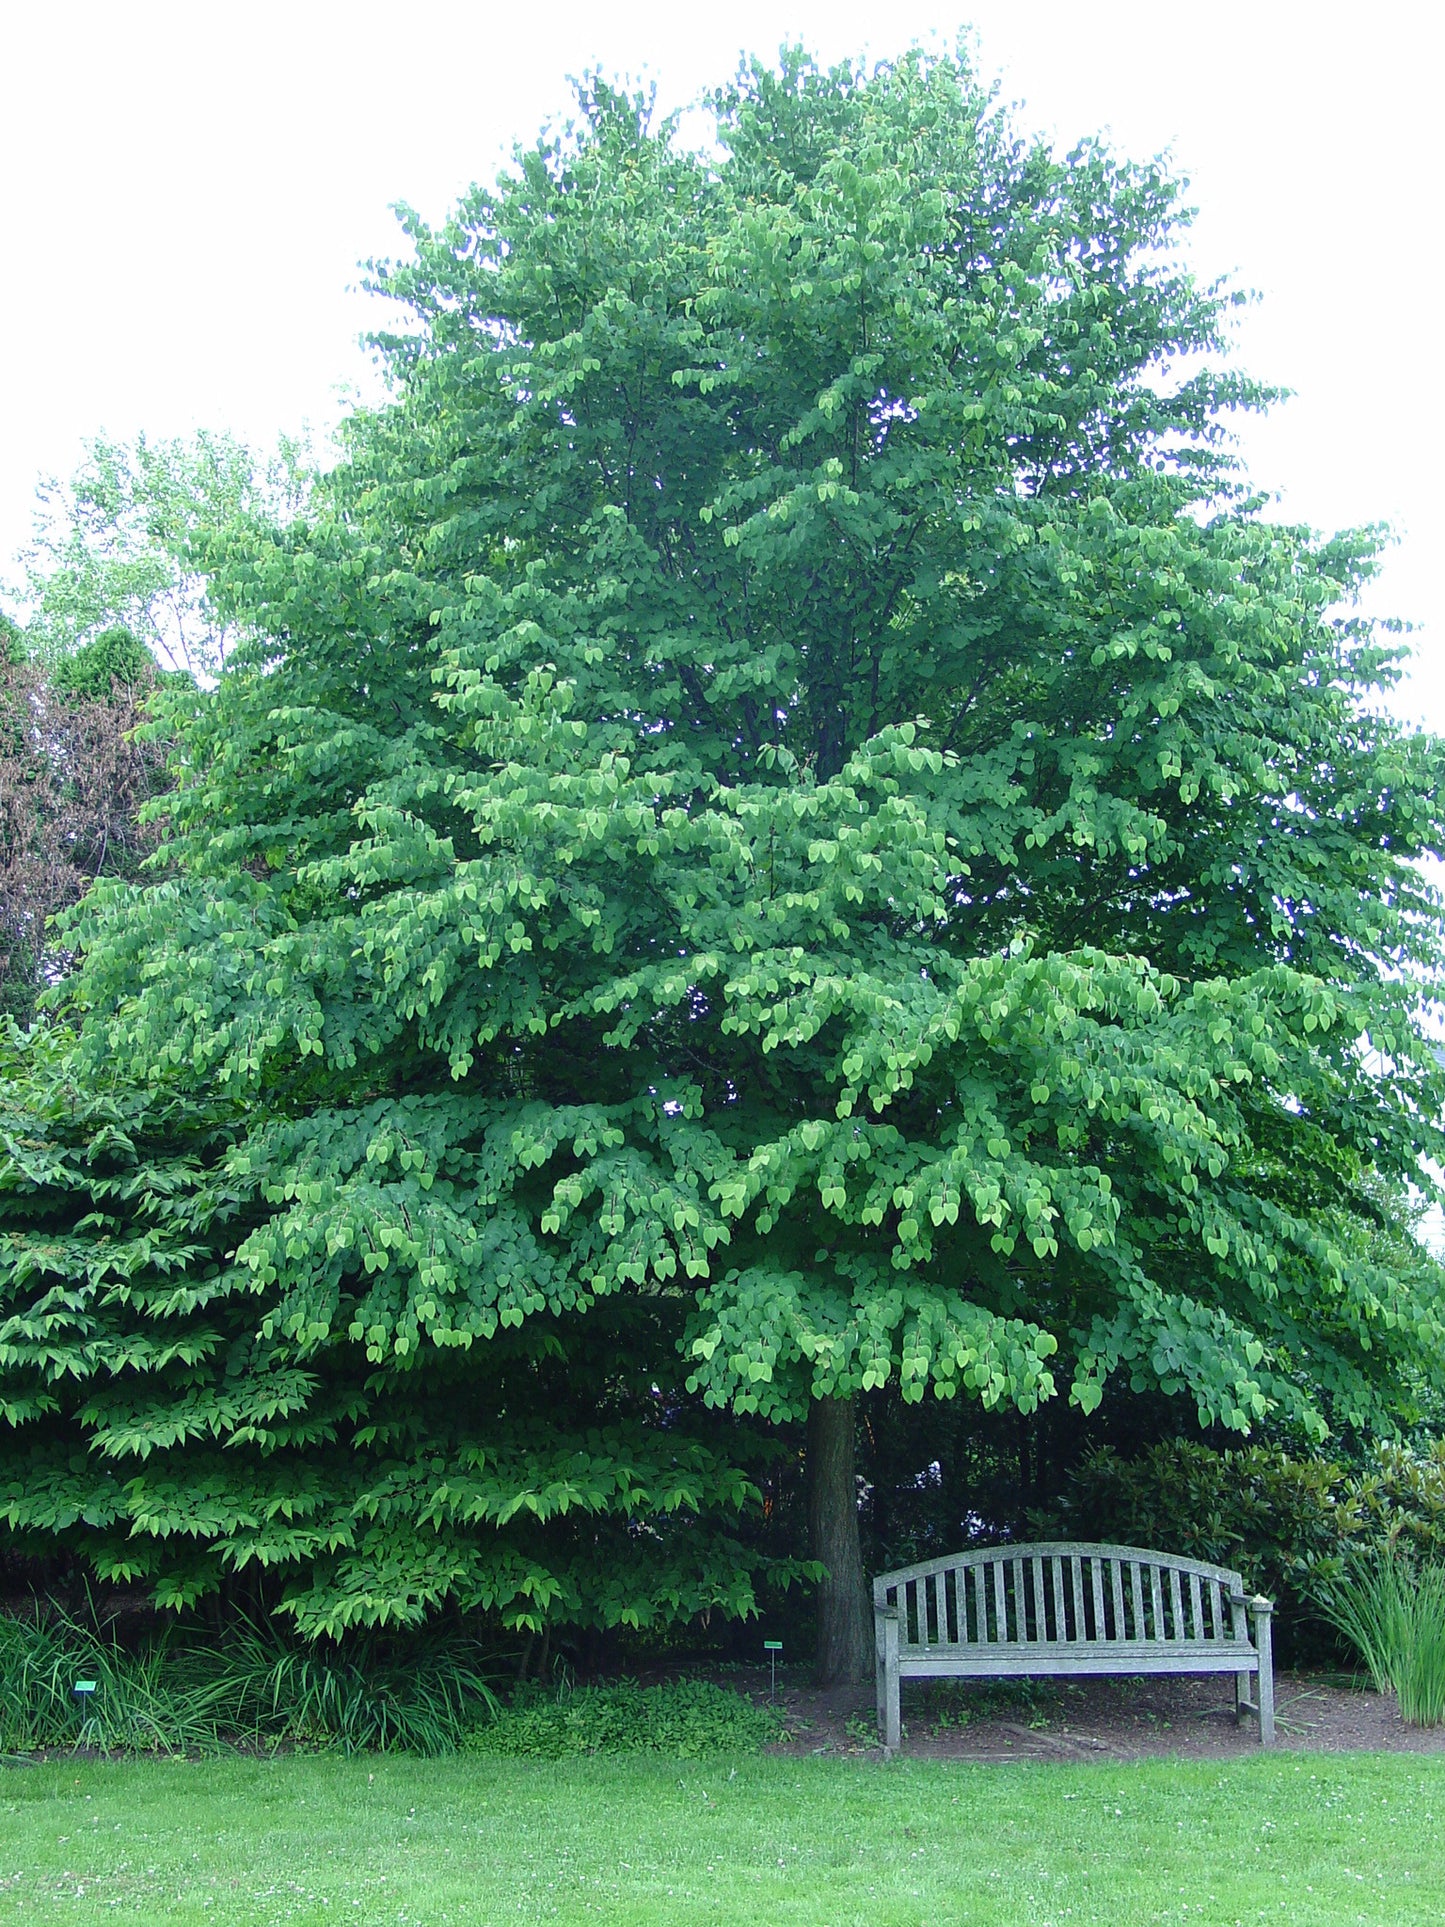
[
  {"left": 875, "top": 1608, "right": 887, "bottom": 1740},
  {"left": 1252, "top": 1600, "right": 1275, "bottom": 1746},
  {"left": 880, "top": 1610, "right": 901, "bottom": 1753},
  {"left": 1234, "top": 1669, "right": 1252, "bottom": 1724}
]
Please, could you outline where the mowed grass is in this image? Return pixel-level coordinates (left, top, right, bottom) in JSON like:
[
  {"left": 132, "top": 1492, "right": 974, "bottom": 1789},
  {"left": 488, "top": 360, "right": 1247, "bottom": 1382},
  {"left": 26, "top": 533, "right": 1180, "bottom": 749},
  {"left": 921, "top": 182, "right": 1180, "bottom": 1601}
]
[{"left": 1, "top": 1750, "right": 1442, "bottom": 1926}]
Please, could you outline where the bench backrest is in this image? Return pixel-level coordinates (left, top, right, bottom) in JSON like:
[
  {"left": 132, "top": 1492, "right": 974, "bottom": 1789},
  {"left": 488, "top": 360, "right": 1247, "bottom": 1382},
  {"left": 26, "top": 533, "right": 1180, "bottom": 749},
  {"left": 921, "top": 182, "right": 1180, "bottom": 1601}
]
[{"left": 874, "top": 1542, "right": 1248, "bottom": 1651}]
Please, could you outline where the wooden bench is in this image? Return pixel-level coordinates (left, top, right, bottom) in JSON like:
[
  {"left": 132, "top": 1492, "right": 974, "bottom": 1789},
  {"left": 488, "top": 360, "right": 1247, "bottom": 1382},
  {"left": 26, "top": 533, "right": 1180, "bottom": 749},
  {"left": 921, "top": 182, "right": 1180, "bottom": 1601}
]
[{"left": 874, "top": 1541, "right": 1274, "bottom": 1751}]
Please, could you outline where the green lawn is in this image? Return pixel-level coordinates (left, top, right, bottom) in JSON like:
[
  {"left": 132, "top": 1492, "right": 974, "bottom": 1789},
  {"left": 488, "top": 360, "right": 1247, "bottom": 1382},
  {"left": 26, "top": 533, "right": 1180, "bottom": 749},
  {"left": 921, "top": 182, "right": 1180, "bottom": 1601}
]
[{"left": 1, "top": 1751, "right": 1441, "bottom": 1925}]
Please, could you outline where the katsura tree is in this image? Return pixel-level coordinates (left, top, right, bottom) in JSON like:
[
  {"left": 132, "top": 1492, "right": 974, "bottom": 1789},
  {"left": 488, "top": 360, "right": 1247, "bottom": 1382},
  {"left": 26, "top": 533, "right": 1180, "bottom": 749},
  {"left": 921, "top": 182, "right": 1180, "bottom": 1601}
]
[{"left": 4, "top": 47, "right": 1445, "bottom": 1678}]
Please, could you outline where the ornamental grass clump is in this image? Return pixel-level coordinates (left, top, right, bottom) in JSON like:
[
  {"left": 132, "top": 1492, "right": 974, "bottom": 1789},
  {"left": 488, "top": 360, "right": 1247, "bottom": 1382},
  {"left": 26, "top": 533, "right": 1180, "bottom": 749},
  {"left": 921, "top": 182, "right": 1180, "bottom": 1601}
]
[
  {"left": 0, "top": 1612, "right": 229, "bottom": 1755},
  {"left": 1319, "top": 1559, "right": 1445, "bottom": 1726},
  {"left": 210, "top": 1620, "right": 499, "bottom": 1754},
  {"left": 0, "top": 1610, "right": 499, "bottom": 1756}
]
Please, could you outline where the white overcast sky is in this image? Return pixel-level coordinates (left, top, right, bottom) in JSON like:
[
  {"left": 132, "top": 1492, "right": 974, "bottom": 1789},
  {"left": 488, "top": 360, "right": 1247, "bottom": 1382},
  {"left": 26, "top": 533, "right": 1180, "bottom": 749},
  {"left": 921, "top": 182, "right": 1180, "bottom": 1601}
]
[{"left": 2, "top": 1, "right": 1439, "bottom": 721}]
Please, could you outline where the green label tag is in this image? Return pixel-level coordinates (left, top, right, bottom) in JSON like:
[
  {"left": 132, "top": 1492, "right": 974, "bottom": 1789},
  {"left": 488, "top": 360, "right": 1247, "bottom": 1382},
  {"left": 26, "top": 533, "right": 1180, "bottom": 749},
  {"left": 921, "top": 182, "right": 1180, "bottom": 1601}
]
[
  {"left": 73, "top": 1681, "right": 97, "bottom": 1694},
  {"left": 763, "top": 1641, "right": 783, "bottom": 1651}
]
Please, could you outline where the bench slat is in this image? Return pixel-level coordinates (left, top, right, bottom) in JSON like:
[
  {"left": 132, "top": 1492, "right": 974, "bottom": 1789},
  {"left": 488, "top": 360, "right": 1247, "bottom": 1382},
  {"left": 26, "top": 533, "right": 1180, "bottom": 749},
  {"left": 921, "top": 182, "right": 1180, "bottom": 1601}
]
[
  {"left": 1051, "top": 1556, "right": 1067, "bottom": 1644},
  {"left": 1018, "top": 1558, "right": 1028, "bottom": 1640},
  {"left": 1032, "top": 1555, "right": 1047, "bottom": 1641},
  {"left": 1169, "top": 1566, "right": 1185, "bottom": 1640},
  {"left": 1090, "top": 1555, "right": 1106, "bottom": 1641},
  {"left": 1189, "top": 1571, "right": 1205, "bottom": 1641},
  {"left": 1149, "top": 1563, "right": 1165, "bottom": 1641},
  {"left": 1009, "top": 1549, "right": 1024, "bottom": 1641},
  {"left": 993, "top": 1559, "right": 1007, "bottom": 1643},
  {"left": 1129, "top": 1561, "right": 1145, "bottom": 1641}
]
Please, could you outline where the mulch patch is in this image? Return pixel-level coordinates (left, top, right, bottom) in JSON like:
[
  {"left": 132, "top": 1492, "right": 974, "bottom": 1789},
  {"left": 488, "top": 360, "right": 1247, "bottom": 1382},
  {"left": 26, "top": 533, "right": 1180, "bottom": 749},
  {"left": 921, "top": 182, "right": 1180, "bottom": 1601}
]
[{"left": 731, "top": 1667, "right": 1445, "bottom": 1762}]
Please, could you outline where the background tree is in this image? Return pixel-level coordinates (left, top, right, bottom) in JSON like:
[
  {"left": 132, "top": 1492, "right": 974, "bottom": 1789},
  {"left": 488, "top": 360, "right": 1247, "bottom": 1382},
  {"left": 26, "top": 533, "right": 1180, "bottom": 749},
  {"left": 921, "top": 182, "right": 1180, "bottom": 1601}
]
[
  {"left": 0, "top": 627, "right": 168, "bottom": 1021},
  {"left": 5, "top": 431, "right": 309, "bottom": 681},
  {"left": 2, "top": 48, "right": 1443, "bottom": 1678}
]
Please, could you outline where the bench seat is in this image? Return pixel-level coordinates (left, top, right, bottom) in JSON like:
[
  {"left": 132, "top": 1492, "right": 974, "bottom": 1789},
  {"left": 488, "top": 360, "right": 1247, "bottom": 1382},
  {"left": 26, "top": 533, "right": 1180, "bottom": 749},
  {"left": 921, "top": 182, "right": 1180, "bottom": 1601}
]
[{"left": 875, "top": 1540, "right": 1274, "bottom": 1751}]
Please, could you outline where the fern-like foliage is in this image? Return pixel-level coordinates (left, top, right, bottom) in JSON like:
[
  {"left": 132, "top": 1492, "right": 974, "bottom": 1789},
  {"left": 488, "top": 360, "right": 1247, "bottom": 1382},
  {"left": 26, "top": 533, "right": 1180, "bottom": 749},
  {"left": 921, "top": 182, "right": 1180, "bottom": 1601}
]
[{"left": 0, "top": 1028, "right": 789, "bottom": 1633}]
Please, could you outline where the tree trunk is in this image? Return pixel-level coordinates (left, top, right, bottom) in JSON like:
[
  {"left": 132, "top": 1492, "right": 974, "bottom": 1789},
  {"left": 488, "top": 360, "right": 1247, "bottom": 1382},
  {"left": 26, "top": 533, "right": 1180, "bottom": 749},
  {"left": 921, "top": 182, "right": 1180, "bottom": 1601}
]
[{"left": 807, "top": 1393, "right": 872, "bottom": 1684}]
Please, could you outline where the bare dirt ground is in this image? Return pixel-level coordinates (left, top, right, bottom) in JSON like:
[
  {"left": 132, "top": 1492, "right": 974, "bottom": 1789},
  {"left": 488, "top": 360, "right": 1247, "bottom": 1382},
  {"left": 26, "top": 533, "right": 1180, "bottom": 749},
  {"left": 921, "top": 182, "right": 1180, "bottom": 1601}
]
[{"left": 735, "top": 1668, "right": 1445, "bottom": 1762}]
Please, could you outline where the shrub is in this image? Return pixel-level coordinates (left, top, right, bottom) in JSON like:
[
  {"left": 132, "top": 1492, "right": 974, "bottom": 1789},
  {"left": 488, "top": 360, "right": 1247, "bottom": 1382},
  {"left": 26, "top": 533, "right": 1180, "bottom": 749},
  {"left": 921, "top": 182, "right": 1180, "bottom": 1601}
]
[
  {"left": 464, "top": 1678, "right": 781, "bottom": 1759},
  {"left": 1038, "top": 1441, "right": 1359, "bottom": 1602},
  {"left": 1318, "top": 1558, "right": 1445, "bottom": 1725},
  {"left": 1037, "top": 1437, "right": 1445, "bottom": 1666},
  {"left": 1351, "top": 1441, "right": 1445, "bottom": 1564}
]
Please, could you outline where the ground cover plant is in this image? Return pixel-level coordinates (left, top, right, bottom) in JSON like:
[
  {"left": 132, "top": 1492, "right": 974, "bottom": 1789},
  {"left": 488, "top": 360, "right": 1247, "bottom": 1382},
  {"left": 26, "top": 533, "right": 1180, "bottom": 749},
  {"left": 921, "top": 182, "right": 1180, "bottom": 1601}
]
[
  {"left": 464, "top": 1676, "right": 780, "bottom": 1757},
  {"left": 3, "top": 1751, "right": 1443, "bottom": 1925}
]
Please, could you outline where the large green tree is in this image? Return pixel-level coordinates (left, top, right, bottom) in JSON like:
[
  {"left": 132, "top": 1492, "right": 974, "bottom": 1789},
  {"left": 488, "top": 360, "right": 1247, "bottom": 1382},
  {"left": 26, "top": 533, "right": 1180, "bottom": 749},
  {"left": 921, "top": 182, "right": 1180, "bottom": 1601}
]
[{"left": 3, "top": 49, "right": 1444, "bottom": 1677}]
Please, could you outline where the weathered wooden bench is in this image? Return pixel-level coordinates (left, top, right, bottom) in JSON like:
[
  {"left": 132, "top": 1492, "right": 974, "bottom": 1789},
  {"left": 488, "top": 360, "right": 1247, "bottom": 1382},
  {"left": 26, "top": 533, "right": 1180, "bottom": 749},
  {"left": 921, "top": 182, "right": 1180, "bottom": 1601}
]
[{"left": 874, "top": 1541, "right": 1274, "bottom": 1751}]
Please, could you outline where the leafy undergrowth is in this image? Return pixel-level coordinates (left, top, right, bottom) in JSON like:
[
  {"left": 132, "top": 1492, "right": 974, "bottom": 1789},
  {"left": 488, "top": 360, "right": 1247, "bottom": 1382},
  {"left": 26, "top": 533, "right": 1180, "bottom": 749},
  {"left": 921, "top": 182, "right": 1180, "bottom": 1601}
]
[
  {"left": 0, "top": 1611, "right": 779, "bottom": 1762},
  {"left": 0, "top": 1611, "right": 496, "bottom": 1756},
  {"left": 2, "top": 1752, "right": 1442, "bottom": 1925},
  {"left": 464, "top": 1678, "right": 781, "bottom": 1758}
]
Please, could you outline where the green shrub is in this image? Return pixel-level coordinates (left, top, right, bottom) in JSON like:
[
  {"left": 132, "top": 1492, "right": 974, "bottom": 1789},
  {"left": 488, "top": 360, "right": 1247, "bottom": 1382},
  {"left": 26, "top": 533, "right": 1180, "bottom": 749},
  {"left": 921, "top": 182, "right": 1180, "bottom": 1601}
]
[
  {"left": 49, "top": 624, "right": 153, "bottom": 699},
  {"left": 1036, "top": 1437, "right": 1445, "bottom": 1665},
  {"left": 1038, "top": 1441, "right": 1359, "bottom": 1602},
  {"left": 1350, "top": 1442, "right": 1445, "bottom": 1564},
  {"left": 1318, "top": 1558, "right": 1445, "bottom": 1725},
  {"left": 464, "top": 1678, "right": 780, "bottom": 1759}
]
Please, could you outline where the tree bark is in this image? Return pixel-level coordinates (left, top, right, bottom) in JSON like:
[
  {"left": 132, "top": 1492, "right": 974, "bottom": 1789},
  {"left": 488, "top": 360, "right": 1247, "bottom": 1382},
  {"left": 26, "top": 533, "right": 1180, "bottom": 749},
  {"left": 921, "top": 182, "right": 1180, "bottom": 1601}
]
[{"left": 807, "top": 1393, "right": 872, "bottom": 1684}]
